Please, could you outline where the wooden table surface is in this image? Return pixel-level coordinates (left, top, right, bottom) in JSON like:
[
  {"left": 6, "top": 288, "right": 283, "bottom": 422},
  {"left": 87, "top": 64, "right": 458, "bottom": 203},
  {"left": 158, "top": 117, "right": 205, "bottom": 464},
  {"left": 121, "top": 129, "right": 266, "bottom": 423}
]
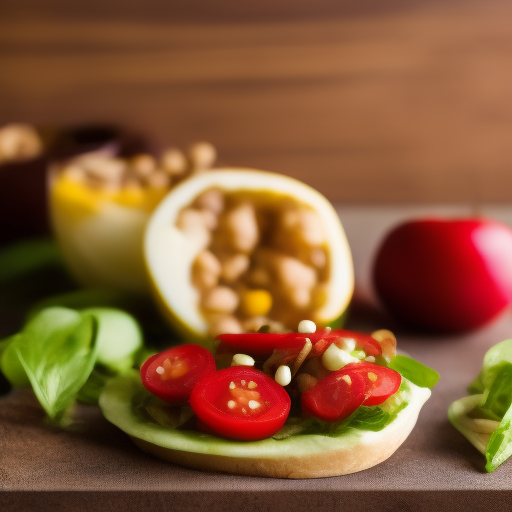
[
  {"left": 1, "top": 205, "right": 512, "bottom": 511},
  {"left": 1, "top": 0, "right": 511, "bottom": 203}
]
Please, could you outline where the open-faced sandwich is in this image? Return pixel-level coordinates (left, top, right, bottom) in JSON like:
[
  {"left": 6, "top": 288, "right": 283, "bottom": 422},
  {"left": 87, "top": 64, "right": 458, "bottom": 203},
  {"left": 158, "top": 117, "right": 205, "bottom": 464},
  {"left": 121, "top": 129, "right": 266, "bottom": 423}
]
[{"left": 100, "top": 323, "right": 438, "bottom": 478}]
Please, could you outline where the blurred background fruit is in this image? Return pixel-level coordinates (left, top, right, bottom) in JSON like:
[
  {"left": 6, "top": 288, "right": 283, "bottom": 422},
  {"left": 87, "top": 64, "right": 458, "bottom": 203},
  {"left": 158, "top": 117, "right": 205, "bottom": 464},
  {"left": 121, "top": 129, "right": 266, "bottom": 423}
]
[{"left": 373, "top": 218, "right": 512, "bottom": 332}]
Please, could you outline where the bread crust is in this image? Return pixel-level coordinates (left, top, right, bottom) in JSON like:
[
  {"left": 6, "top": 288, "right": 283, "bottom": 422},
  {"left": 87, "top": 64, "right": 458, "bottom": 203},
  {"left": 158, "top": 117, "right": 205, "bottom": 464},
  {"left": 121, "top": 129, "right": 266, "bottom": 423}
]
[{"left": 130, "top": 393, "right": 422, "bottom": 478}]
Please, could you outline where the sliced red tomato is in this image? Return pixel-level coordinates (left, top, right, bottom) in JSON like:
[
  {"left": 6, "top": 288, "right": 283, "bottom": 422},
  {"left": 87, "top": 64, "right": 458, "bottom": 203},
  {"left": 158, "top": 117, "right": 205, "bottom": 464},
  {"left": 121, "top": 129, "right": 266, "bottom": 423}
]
[
  {"left": 189, "top": 366, "right": 291, "bottom": 440},
  {"left": 343, "top": 362, "right": 401, "bottom": 406},
  {"left": 215, "top": 332, "right": 306, "bottom": 359},
  {"left": 216, "top": 328, "right": 382, "bottom": 361},
  {"left": 301, "top": 371, "right": 367, "bottom": 422},
  {"left": 333, "top": 329, "right": 382, "bottom": 357},
  {"left": 141, "top": 344, "right": 216, "bottom": 405}
]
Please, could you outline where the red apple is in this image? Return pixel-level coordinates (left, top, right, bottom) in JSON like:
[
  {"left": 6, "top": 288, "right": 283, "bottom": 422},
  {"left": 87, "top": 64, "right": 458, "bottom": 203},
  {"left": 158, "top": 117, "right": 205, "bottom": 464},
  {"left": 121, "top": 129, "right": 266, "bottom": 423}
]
[{"left": 373, "top": 218, "right": 512, "bottom": 332}]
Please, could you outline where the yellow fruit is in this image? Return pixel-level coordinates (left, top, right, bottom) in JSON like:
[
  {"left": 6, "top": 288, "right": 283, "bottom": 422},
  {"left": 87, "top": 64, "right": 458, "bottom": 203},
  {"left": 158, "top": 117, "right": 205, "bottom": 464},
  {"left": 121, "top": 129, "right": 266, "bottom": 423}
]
[{"left": 50, "top": 175, "right": 152, "bottom": 294}]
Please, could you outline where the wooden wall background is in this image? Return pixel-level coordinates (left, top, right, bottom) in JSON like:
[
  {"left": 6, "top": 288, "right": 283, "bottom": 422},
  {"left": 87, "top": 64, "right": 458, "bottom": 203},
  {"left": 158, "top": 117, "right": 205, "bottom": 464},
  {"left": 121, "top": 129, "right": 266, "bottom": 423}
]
[{"left": 0, "top": 0, "right": 511, "bottom": 203}]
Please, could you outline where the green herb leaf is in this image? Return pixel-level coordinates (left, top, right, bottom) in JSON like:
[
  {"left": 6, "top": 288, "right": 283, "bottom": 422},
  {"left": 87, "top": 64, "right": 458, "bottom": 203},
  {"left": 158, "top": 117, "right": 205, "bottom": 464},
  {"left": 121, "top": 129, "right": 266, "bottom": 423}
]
[
  {"left": 28, "top": 289, "right": 140, "bottom": 320},
  {"left": 0, "top": 334, "right": 30, "bottom": 387},
  {"left": 468, "top": 371, "right": 485, "bottom": 395},
  {"left": 388, "top": 355, "right": 439, "bottom": 389},
  {"left": 486, "top": 403, "right": 512, "bottom": 472},
  {"left": 481, "top": 364, "right": 512, "bottom": 420},
  {"left": 80, "top": 308, "right": 142, "bottom": 372},
  {"left": 449, "top": 339, "right": 512, "bottom": 472},
  {"left": 14, "top": 307, "right": 99, "bottom": 423},
  {"left": 77, "top": 365, "right": 116, "bottom": 405},
  {"left": 341, "top": 406, "right": 391, "bottom": 432},
  {"left": 482, "top": 339, "right": 512, "bottom": 388}
]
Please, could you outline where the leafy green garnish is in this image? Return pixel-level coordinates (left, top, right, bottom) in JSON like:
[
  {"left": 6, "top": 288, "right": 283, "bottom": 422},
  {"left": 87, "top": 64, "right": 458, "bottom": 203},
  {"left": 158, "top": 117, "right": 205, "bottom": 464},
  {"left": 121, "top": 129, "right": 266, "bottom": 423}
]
[
  {"left": 486, "top": 404, "right": 512, "bottom": 472},
  {"left": 77, "top": 365, "right": 117, "bottom": 405},
  {"left": 14, "top": 308, "right": 99, "bottom": 424},
  {"left": 3, "top": 305, "right": 144, "bottom": 421},
  {"left": 449, "top": 339, "right": 512, "bottom": 472},
  {"left": 388, "top": 355, "right": 439, "bottom": 389},
  {"left": 28, "top": 289, "right": 141, "bottom": 320},
  {"left": 468, "top": 371, "right": 485, "bottom": 395},
  {"left": 481, "top": 364, "right": 512, "bottom": 420},
  {"left": 272, "top": 380, "right": 411, "bottom": 440}
]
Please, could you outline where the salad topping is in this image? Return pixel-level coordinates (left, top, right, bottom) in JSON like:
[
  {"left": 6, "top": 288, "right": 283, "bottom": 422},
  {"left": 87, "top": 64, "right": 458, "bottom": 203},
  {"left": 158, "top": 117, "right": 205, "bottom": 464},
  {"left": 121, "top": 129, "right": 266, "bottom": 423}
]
[{"left": 137, "top": 321, "right": 434, "bottom": 442}]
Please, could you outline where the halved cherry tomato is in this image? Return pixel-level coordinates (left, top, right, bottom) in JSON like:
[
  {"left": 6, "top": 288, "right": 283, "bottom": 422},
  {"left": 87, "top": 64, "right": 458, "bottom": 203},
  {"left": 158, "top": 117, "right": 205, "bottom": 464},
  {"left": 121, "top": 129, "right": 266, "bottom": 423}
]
[
  {"left": 216, "top": 332, "right": 306, "bottom": 359},
  {"left": 334, "top": 329, "right": 382, "bottom": 357},
  {"left": 343, "top": 362, "right": 401, "bottom": 406},
  {"left": 301, "top": 370, "right": 367, "bottom": 422},
  {"left": 189, "top": 366, "right": 291, "bottom": 440},
  {"left": 141, "top": 344, "right": 216, "bottom": 405},
  {"left": 216, "top": 328, "right": 382, "bottom": 360}
]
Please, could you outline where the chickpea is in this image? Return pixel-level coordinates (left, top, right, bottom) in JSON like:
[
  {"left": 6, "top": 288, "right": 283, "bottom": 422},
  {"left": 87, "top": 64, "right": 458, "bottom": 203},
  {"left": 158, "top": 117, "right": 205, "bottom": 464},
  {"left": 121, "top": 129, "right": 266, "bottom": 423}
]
[
  {"left": 161, "top": 148, "right": 188, "bottom": 176},
  {"left": 209, "top": 315, "right": 243, "bottom": 337},
  {"left": 202, "top": 286, "right": 239, "bottom": 314},
  {"left": 130, "top": 154, "right": 157, "bottom": 179},
  {"left": 193, "top": 189, "right": 224, "bottom": 215},
  {"left": 220, "top": 253, "right": 250, "bottom": 283},
  {"left": 218, "top": 203, "right": 259, "bottom": 253},
  {"left": 188, "top": 142, "right": 217, "bottom": 171},
  {"left": 146, "top": 171, "right": 171, "bottom": 189},
  {"left": 279, "top": 208, "right": 326, "bottom": 247},
  {"left": 192, "top": 250, "right": 221, "bottom": 289},
  {"left": 0, "top": 123, "right": 42, "bottom": 163}
]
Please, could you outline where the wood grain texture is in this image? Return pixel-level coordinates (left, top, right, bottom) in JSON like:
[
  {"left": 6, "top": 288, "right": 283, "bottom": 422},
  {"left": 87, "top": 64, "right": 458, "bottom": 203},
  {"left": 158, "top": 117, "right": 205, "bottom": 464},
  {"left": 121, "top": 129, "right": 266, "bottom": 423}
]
[{"left": 0, "top": 0, "right": 510, "bottom": 202}]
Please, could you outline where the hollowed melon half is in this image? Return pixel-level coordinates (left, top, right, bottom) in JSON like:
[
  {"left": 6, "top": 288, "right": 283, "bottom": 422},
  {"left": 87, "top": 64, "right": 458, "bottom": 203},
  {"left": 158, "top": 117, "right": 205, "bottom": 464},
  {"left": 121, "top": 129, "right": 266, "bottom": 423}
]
[{"left": 144, "top": 169, "right": 353, "bottom": 344}]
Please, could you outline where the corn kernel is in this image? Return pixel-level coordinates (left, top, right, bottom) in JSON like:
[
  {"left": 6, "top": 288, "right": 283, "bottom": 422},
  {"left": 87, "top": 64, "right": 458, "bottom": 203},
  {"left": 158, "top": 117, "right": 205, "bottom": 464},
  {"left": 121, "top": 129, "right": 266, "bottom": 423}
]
[{"left": 240, "top": 289, "right": 273, "bottom": 317}]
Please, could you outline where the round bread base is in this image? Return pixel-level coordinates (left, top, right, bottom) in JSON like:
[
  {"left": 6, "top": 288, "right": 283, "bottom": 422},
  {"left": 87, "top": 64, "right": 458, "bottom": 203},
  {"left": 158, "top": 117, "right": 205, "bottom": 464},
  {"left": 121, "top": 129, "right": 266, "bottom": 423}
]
[{"left": 130, "top": 398, "right": 422, "bottom": 479}]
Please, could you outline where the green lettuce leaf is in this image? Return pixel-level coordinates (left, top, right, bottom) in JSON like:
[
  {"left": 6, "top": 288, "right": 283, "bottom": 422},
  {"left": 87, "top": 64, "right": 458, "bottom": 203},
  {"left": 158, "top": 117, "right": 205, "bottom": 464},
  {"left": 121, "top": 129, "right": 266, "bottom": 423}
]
[
  {"left": 449, "top": 339, "right": 512, "bottom": 472},
  {"left": 388, "top": 355, "right": 439, "bottom": 389},
  {"left": 480, "top": 364, "right": 512, "bottom": 421},
  {"left": 14, "top": 308, "right": 99, "bottom": 424},
  {"left": 76, "top": 365, "right": 117, "bottom": 405},
  {"left": 482, "top": 339, "right": 512, "bottom": 388},
  {"left": 486, "top": 403, "right": 512, "bottom": 472},
  {"left": 272, "top": 381, "right": 410, "bottom": 440},
  {"left": 467, "top": 371, "right": 485, "bottom": 395}
]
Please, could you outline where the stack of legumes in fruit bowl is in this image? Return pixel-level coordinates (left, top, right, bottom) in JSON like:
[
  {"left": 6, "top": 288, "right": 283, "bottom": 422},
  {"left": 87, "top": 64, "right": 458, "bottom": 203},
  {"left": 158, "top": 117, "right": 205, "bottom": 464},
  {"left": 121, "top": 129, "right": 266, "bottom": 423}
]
[
  {"left": 49, "top": 141, "right": 218, "bottom": 295},
  {"left": 186, "top": 188, "right": 336, "bottom": 336}
]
